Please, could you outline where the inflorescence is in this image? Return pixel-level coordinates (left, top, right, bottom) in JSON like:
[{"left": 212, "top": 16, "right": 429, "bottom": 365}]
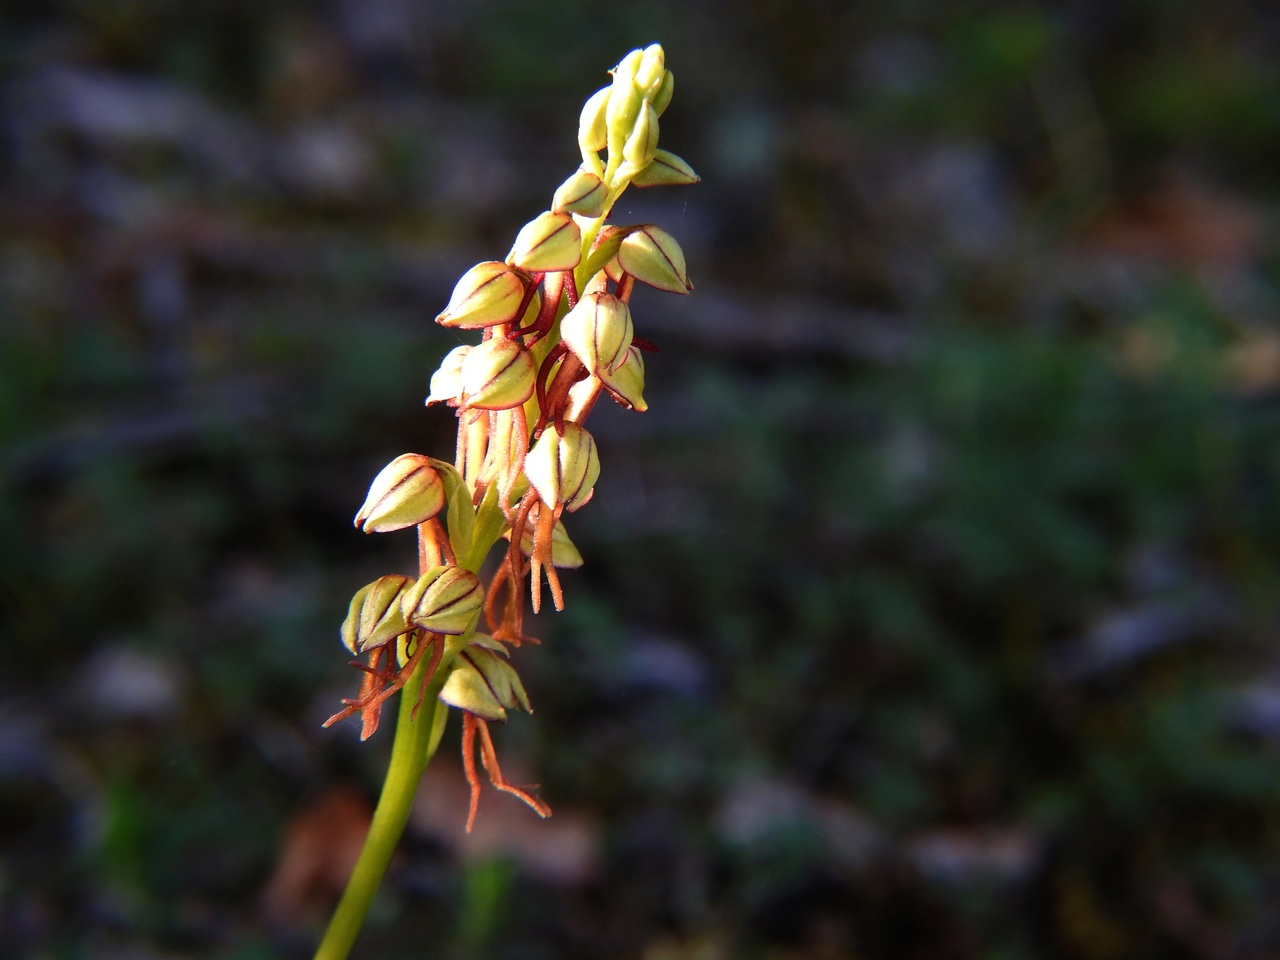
[{"left": 325, "top": 44, "right": 697, "bottom": 830}]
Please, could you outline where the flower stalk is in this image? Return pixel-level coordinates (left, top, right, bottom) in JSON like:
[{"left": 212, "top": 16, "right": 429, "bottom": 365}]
[{"left": 314, "top": 42, "right": 697, "bottom": 959}]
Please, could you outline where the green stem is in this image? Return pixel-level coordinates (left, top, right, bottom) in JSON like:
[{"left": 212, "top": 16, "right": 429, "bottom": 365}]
[{"left": 313, "top": 655, "right": 450, "bottom": 960}]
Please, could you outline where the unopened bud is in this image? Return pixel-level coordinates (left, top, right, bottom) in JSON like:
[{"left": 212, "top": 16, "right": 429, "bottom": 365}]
[
  {"left": 438, "top": 644, "right": 531, "bottom": 722},
  {"left": 355, "top": 454, "right": 446, "bottom": 533},
  {"left": 525, "top": 422, "right": 600, "bottom": 512},
  {"left": 634, "top": 44, "right": 666, "bottom": 96},
  {"left": 631, "top": 148, "right": 699, "bottom": 188},
  {"left": 618, "top": 224, "right": 691, "bottom": 293},
  {"left": 578, "top": 86, "right": 611, "bottom": 157},
  {"left": 508, "top": 211, "right": 582, "bottom": 272},
  {"left": 599, "top": 344, "right": 648, "bottom": 412},
  {"left": 552, "top": 168, "right": 608, "bottom": 217},
  {"left": 401, "top": 565, "right": 483, "bottom": 636},
  {"left": 426, "top": 345, "right": 470, "bottom": 406},
  {"left": 605, "top": 49, "right": 644, "bottom": 157},
  {"left": 341, "top": 575, "right": 413, "bottom": 653},
  {"left": 649, "top": 69, "right": 675, "bottom": 117},
  {"left": 459, "top": 338, "right": 536, "bottom": 410},
  {"left": 436, "top": 261, "right": 529, "bottom": 329},
  {"left": 560, "top": 291, "right": 634, "bottom": 377},
  {"left": 622, "top": 100, "right": 660, "bottom": 169}
]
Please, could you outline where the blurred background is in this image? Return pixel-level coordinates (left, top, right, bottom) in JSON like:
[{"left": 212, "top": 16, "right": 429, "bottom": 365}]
[{"left": 4, "top": 1, "right": 1280, "bottom": 958}]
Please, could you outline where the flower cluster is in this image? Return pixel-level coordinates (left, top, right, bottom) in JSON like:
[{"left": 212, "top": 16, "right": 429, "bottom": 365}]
[{"left": 326, "top": 44, "right": 696, "bottom": 830}]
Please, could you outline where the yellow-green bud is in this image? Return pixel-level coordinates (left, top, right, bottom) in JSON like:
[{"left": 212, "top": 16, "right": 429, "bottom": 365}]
[
  {"left": 622, "top": 100, "right": 660, "bottom": 170},
  {"left": 525, "top": 422, "right": 600, "bottom": 513},
  {"left": 438, "top": 644, "right": 531, "bottom": 722},
  {"left": 459, "top": 338, "right": 536, "bottom": 410},
  {"left": 401, "top": 565, "right": 483, "bottom": 636},
  {"left": 634, "top": 43, "right": 666, "bottom": 97},
  {"left": 560, "top": 291, "right": 634, "bottom": 377},
  {"left": 354, "top": 454, "right": 447, "bottom": 533},
  {"left": 426, "top": 345, "right": 470, "bottom": 406},
  {"left": 552, "top": 168, "right": 608, "bottom": 217},
  {"left": 631, "top": 148, "right": 699, "bottom": 188},
  {"left": 507, "top": 211, "right": 582, "bottom": 272},
  {"left": 598, "top": 344, "right": 648, "bottom": 412},
  {"left": 436, "top": 261, "right": 529, "bottom": 329},
  {"left": 605, "top": 49, "right": 645, "bottom": 158},
  {"left": 578, "top": 86, "right": 611, "bottom": 157},
  {"left": 618, "top": 223, "right": 691, "bottom": 293},
  {"left": 649, "top": 69, "right": 675, "bottom": 117},
  {"left": 341, "top": 574, "right": 413, "bottom": 653}
]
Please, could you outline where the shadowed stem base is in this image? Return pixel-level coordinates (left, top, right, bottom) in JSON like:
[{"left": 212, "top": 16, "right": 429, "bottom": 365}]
[{"left": 313, "top": 655, "right": 449, "bottom": 960}]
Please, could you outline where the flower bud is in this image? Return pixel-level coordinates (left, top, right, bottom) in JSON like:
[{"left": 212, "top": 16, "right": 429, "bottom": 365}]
[
  {"left": 622, "top": 100, "right": 660, "bottom": 170},
  {"left": 354, "top": 454, "right": 446, "bottom": 533},
  {"left": 649, "top": 69, "right": 675, "bottom": 117},
  {"left": 459, "top": 338, "right": 536, "bottom": 410},
  {"left": 578, "top": 86, "right": 611, "bottom": 157},
  {"left": 401, "top": 565, "right": 483, "bottom": 636},
  {"left": 618, "top": 224, "right": 692, "bottom": 293},
  {"left": 436, "top": 261, "right": 529, "bottom": 329},
  {"left": 560, "top": 291, "right": 633, "bottom": 377},
  {"left": 552, "top": 168, "right": 608, "bottom": 217},
  {"left": 605, "top": 49, "right": 644, "bottom": 157},
  {"left": 507, "top": 211, "right": 582, "bottom": 272},
  {"left": 341, "top": 574, "right": 413, "bottom": 653},
  {"left": 631, "top": 148, "right": 699, "bottom": 188},
  {"left": 599, "top": 344, "right": 648, "bottom": 412},
  {"left": 525, "top": 422, "right": 600, "bottom": 512},
  {"left": 438, "top": 644, "right": 531, "bottom": 722},
  {"left": 634, "top": 44, "right": 666, "bottom": 97},
  {"left": 426, "top": 345, "right": 470, "bottom": 406}
]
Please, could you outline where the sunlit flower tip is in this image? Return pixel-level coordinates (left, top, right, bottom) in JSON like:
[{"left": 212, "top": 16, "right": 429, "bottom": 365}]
[
  {"left": 649, "top": 69, "right": 675, "bottom": 117},
  {"left": 552, "top": 168, "right": 608, "bottom": 217},
  {"left": 509, "top": 512, "right": 585, "bottom": 568},
  {"left": 622, "top": 100, "right": 660, "bottom": 169},
  {"left": 341, "top": 574, "right": 413, "bottom": 653},
  {"left": 582, "top": 270, "right": 610, "bottom": 297},
  {"left": 438, "top": 644, "right": 532, "bottom": 722},
  {"left": 634, "top": 44, "right": 666, "bottom": 97},
  {"left": 618, "top": 224, "right": 691, "bottom": 293},
  {"left": 436, "top": 261, "right": 529, "bottom": 329},
  {"left": 354, "top": 454, "right": 447, "bottom": 533},
  {"left": 401, "top": 565, "right": 484, "bottom": 636},
  {"left": 507, "top": 212, "right": 582, "bottom": 272},
  {"left": 605, "top": 50, "right": 645, "bottom": 155},
  {"left": 631, "top": 148, "right": 699, "bottom": 188},
  {"left": 578, "top": 86, "right": 611, "bottom": 157},
  {"left": 608, "top": 47, "right": 645, "bottom": 98},
  {"left": 524, "top": 422, "right": 600, "bottom": 513},
  {"left": 599, "top": 344, "right": 648, "bottom": 412},
  {"left": 426, "top": 345, "right": 470, "bottom": 406},
  {"left": 602, "top": 254, "right": 624, "bottom": 285},
  {"left": 560, "top": 291, "right": 634, "bottom": 377},
  {"left": 459, "top": 338, "right": 536, "bottom": 410}
]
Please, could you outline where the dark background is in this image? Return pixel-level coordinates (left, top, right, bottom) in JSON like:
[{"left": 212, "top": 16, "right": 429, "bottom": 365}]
[{"left": 4, "top": 1, "right": 1280, "bottom": 958}]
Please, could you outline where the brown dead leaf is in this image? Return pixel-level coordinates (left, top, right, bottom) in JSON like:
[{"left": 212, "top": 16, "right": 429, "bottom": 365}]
[
  {"left": 1087, "top": 170, "right": 1263, "bottom": 270},
  {"left": 1223, "top": 330, "right": 1280, "bottom": 394},
  {"left": 262, "top": 784, "right": 372, "bottom": 927}
]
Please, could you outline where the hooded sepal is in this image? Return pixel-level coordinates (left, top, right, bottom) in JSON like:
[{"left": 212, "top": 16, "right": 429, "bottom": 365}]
[
  {"left": 618, "top": 224, "right": 691, "bottom": 293},
  {"left": 354, "top": 454, "right": 447, "bottom": 533},
  {"left": 401, "top": 565, "right": 484, "bottom": 636},
  {"left": 341, "top": 574, "right": 414, "bottom": 653},
  {"left": 436, "top": 262, "right": 531, "bottom": 329}
]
